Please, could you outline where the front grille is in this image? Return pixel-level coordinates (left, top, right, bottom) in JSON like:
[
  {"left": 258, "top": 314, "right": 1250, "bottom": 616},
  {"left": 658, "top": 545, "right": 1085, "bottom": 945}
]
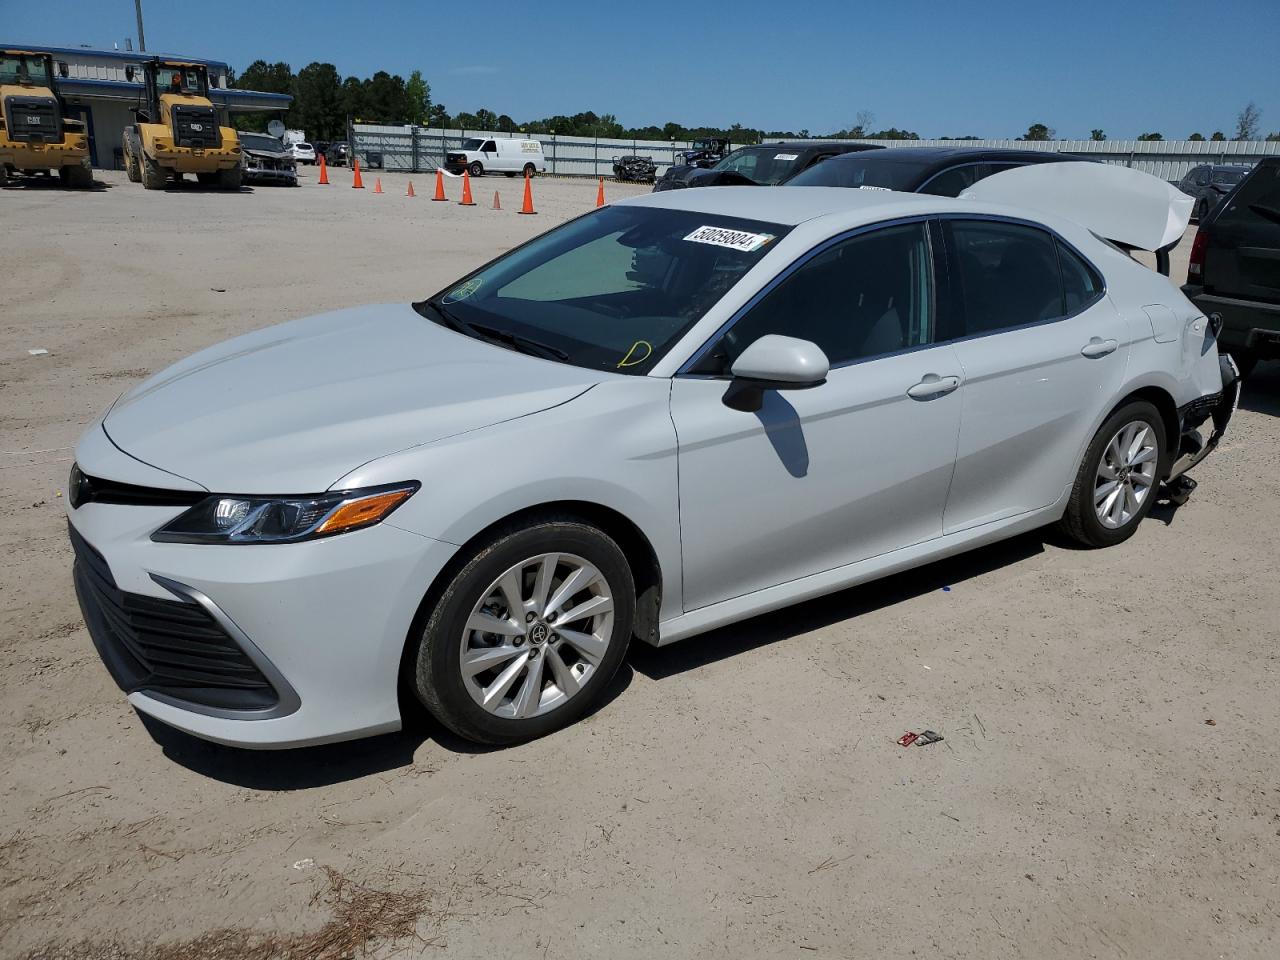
[
  {"left": 4, "top": 95, "right": 61, "bottom": 143},
  {"left": 69, "top": 524, "right": 278, "bottom": 711},
  {"left": 171, "top": 105, "right": 221, "bottom": 149},
  {"left": 69, "top": 464, "right": 206, "bottom": 510}
]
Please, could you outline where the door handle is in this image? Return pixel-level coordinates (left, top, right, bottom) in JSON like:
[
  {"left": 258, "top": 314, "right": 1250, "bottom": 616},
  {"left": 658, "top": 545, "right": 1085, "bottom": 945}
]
[
  {"left": 1081, "top": 337, "right": 1119, "bottom": 358},
  {"left": 906, "top": 374, "right": 961, "bottom": 401}
]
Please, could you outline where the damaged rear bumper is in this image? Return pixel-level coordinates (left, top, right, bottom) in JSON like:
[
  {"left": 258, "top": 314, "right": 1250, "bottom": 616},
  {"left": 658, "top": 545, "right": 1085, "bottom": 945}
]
[{"left": 1164, "top": 354, "right": 1241, "bottom": 495}]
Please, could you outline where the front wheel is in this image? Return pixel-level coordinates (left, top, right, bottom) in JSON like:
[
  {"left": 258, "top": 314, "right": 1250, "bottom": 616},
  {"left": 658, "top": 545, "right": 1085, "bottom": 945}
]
[
  {"left": 1058, "top": 400, "right": 1165, "bottom": 547},
  {"left": 141, "top": 155, "right": 166, "bottom": 189},
  {"left": 468, "top": 161, "right": 483, "bottom": 177},
  {"left": 412, "top": 518, "right": 635, "bottom": 744}
]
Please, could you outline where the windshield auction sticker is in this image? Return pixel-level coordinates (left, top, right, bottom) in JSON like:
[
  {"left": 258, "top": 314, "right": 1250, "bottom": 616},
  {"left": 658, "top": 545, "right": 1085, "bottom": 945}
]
[
  {"left": 773, "top": 153, "right": 799, "bottom": 161},
  {"left": 683, "top": 225, "right": 775, "bottom": 252},
  {"left": 442, "top": 277, "right": 483, "bottom": 303}
]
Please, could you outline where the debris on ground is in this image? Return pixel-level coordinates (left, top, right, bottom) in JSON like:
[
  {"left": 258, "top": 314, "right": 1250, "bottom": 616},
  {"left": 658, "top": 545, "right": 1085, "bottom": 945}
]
[
  {"left": 27, "top": 348, "right": 49, "bottom": 356},
  {"left": 897, "top": 730, "right": 945, "bottom": 747}
]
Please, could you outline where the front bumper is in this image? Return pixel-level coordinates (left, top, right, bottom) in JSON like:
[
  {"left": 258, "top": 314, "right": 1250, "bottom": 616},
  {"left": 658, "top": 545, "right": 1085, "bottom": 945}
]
[
  {"left": 244, "top": 163, "right": 297, "bottom": 185},
  {"left": 1183, "top": 285, "right": 1280, "bottom": 356},
  {"left": 67, "top": 495, "right": 458, "bottom": 748}
]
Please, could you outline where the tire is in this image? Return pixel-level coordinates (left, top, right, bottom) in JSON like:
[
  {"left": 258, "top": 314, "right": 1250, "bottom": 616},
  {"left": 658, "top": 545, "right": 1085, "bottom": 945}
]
[
  {"left": 59, "top": 163, "right": 93, "bottom": 188},
  {"left": 0, "top": 165, "right": 9, "bottom": 187},
  {"left": 1228, "top": 350, "right": 1258, "bottom": 380},
  {"left": 141, "top": 154, "right": 166, "bottom": 190},
  {"left": 412, "top": 517, "right": 636, "bottom": 744},
  {"left": 1058, "top": 400, "right": 1165, "bottom": 548},
  {"left": 126, "top": 155, "right": 141, "bottom": 182},
  {"left": 218, "top": 165, "right": 243, "bottom": 191},
  {"left": 468, "top": 161, "right": 483, "bottom": 177},
  {"left": 523, "top": 163, "right": 537, "bottom": 179}
]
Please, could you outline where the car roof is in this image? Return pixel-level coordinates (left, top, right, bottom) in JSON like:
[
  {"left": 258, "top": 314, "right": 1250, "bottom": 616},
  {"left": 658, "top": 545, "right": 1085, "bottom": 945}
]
[
  {"left": 819, "top": 146, "right": 1078, "bottom": 169},
  {"left": 617, "top": 184, "right": 942, "bottom": 226}
]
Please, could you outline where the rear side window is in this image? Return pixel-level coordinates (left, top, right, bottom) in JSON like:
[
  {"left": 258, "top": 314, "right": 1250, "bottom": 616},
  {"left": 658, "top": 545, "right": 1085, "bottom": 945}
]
[
  {"left": 946, "top": 220, "right": 1064, "bottom": 335},
  {"left": 1215, "top": 162, "right": 1280, "bottom": 226},
  {"left": 1058, "top": 241, "right": 1103, "bottom": 313}
]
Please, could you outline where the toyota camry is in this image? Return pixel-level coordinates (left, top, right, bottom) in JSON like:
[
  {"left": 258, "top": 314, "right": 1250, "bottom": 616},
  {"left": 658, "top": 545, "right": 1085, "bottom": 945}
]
[{"left": 67, "top": 163, "right": 1238, "bottom": 747}]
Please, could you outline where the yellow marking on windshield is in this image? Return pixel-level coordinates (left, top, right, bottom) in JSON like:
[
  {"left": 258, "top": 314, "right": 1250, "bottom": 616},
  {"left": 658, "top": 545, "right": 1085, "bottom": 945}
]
[{"left": 617, "top": 340, "right": 653, "bottom": 368}]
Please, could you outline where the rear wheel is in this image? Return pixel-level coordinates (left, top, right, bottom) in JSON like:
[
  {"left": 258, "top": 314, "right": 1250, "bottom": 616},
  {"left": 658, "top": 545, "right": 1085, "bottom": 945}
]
[
  {"left": 1058, "top": 400, "right": 1165, "bottom": 548},
  {"left": 468, "top": 161, "right": 484, "bottom": 177},
  {"left": 523, "top": 163, "right": 537, "bottom": 179},
  {"left": 125, "top": 154, "right": 141, "bottom": 182},
  {"left": 141, "top": 154, "right": 166, "bottom": 190},
  {"left": 412, "top": 517, "right": 635, "bottom": 744},
  {"left": 218, "top": 165, "right": 243, "bottom": 191}
]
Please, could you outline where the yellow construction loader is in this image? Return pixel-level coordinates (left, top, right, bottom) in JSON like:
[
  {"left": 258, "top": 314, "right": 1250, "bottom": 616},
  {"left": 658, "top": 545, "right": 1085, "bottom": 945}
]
[
  {"left": 122, "top": 58, "right": 241, "bottom": 190},
  {"left": 0, "top": 50, "right": 92, "bottom": 187}
]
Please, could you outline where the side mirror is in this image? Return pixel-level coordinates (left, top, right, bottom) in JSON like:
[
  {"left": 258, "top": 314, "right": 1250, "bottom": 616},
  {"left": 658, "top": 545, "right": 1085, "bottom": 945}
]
[{"left": 722, "top": 335, "right": 829, "bottom": 412}]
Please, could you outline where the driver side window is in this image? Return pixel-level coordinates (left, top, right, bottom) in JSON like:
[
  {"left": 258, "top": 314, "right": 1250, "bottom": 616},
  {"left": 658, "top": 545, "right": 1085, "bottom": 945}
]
[
  {"left": 481, "top": 140, "right": 496, "bottom": 153},
  {"left": 695, "top": 222, "right": 935, "bottom": 373}
]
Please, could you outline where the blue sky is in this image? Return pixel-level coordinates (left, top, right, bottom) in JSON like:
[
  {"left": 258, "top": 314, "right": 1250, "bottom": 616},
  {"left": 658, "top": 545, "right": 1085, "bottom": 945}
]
[{"left": 6, "top": 0, "right": 1278, "bottom": 138}]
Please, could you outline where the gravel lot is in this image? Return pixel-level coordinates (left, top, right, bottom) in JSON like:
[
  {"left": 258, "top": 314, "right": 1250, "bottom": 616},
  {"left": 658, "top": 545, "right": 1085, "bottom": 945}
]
[{"left": 2, "top": 167, "right": 1278, "bottom": 959}]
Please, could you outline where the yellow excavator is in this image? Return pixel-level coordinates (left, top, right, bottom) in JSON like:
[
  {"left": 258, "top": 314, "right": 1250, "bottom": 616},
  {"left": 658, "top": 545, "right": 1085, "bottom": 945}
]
[
  {"left": 0, "top": 50, "right": 92, "bottom": 187},
  {"left": 122, "top": 58, "right": 241, "bottom": 190}
]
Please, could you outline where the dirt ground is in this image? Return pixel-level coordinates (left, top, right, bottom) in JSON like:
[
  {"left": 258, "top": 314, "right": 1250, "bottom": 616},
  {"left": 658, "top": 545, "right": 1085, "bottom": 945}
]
[{"left": 2, "top": 167, "right": 1278, "bottom": 960}]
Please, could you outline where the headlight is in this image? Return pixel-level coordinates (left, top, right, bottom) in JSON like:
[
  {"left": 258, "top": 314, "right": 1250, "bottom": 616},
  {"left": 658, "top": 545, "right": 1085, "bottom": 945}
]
[{"left": 152, "top": 481, "right": 419, "bottom": 544}]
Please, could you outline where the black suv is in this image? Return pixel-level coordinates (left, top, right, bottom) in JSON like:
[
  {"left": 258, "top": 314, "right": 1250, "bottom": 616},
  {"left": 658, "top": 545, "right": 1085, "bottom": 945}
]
[
  {"left": 787, "top": 146, "right": 1082, "bottom": 196},
  {"left": 1183, "top": 157, "right": 1280, "bottom": 378},
  {"left": 1175, "top": 164, "right": 1250, "bottom": 221},
  {"left": 653, "top": 142, "right": 882, "bottom": 191}
]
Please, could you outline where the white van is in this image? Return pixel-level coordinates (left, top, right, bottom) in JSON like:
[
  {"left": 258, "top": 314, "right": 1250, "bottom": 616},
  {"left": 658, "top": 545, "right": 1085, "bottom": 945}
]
[{"left": 444, "top": 137, "right": 547, "bottom": 178}]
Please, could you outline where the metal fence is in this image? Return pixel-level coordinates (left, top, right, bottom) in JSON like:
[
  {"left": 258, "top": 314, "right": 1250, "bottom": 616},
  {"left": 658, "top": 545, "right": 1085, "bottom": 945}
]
[
  {"left": 350, "top": 124, "right": 712, "bottom": 178},
  {"left": 350, "top": 125, "right": 1280, "bottom": 182}
]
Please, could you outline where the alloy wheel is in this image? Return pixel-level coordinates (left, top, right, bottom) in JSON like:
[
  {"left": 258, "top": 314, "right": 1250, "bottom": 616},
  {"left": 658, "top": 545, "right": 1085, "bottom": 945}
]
[
  {"left": 459, "top": 553, "right": 614, "bottom": 719},
  {"left": 1094, "top": 420, "right": 1158, "bottom": 529}
]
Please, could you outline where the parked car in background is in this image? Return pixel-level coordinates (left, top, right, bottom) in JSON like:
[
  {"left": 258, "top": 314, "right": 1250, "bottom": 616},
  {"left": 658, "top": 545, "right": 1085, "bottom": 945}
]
[
  {"left": 787, "top": 146, "right": 1083, "bottom": 196},
  {"left": 653, "top": 142, "right": 883, "bottom": 192},
  {"left": 313, "top": 141, "right": 330, "bottom": 160},
  {"left": 326, "top": 141, "right": 349, "bottom": 167},
  {"left": 613, "top": 155, "right": 658, "bottom": 183},
  {"left": 444, "top": 138, "right": 546, "bottom": 178},
  {"left": 1183, "top": 157, "right": 1280, "bottom": 378},
  {"left": 66, "top": 162, "right": 1236, "bottom": 749},
  {"left": 238, "top": 132, "right": 297, "bottom": 186},
  {"left": 1176, "top": 164, "right": 1250, "bottom": 221},
  {"left": 289, "top": 141, "right": 316, "bottom": 165}
]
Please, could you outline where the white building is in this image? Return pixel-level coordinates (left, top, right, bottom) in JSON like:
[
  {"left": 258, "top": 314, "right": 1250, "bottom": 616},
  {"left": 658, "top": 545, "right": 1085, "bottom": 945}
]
[{"left": 3, "top": 42, "right": 292, "bottom": 168}]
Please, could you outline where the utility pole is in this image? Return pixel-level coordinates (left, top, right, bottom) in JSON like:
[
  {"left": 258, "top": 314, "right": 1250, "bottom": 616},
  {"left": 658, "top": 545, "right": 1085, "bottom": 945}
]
[{"left": 134, "top": 0, "right": 147, "bottom": 52}]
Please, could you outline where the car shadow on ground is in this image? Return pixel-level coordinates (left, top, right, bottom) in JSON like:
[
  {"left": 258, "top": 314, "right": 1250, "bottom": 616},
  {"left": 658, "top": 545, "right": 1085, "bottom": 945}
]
[
  {"left": 1239, "top": 363, "right": 1280, "bottom": 416},
  {"left": 628, "top": 531, "right": 1047, "bottom": 681},
  {"left": 140, "top": 662, "right": 636, "bottom": 790},
  {"left": 160, "top": 181, "right": 255, "bottom": 194}
]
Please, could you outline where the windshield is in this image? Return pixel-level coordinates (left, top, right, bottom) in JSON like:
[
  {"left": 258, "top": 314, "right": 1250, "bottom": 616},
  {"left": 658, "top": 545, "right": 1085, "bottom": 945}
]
[
  {"left": 712, "top": 147, "right": 808, "bottom": 185},
  {"left": 240, "top": 133, "right": 285, "bottom": 151},
  {"left": 788, "top": 155, "right": 935, "bottom": 190},
  {"left": 157, "top": 65, "right": 206, "bottom": 96},
  {"left": 0, "top": 54, "right": 52, "bottom": 87},
  {"left": 415, "top": 206, "right": 789, "bottom": 375},
  {"left": 462, "top": 138, "right": 485, "bottom": 151},
  {"left": 1212, "top": 169, "right": 1245, "bottom": 186}
]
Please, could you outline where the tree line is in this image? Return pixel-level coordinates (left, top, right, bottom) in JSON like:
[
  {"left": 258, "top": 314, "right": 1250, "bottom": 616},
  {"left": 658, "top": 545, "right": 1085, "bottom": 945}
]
[{"left": 229, "top": 64, "right": 1279, "bottom": 145}]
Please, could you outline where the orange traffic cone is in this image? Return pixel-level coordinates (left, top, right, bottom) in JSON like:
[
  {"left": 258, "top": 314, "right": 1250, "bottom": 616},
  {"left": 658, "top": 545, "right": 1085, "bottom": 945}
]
[
  {"left": 373, "top": 177, "right": 383, "bottom": 194},
  {"left": 431, "top": 168, "right": 447, "bottom": 201},
  {"left": 492, "top": 190, "right": 501, "bottom": 210},
  {"left": 318, "top": 153, "right": 329, "bottom": 184},
  {"left": 459, "top": 169, "right": 476, "bottom": 206},
  {"left": 518, "top": 171, "right": 537, "bottom": 215},
  {"left": 595, "top": 177, "right": 605, "bottom": 208},
  {"left": 351, "top": 157, "right": 364, "bottom": 189},
  {"left": 407, "top": 180, "right": 415, "bottom": 198}
]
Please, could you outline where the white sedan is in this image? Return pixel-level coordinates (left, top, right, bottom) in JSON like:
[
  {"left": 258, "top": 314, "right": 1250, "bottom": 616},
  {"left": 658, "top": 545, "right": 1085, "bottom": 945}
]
[{"left": 67, "top": 164, "right": 1237, "bottom": 748}]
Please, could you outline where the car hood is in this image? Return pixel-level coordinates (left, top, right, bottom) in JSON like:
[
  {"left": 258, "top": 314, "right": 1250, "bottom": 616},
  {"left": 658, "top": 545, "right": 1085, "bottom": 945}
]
[
  {"left": 242, "top": 145, "right": 292, "bottom": 160},
  {"left": 103, "top": 303, "right": 601, "bottom": 493},
  {"left": 655, "top": 165, "right": 759, "bottom": 190}
]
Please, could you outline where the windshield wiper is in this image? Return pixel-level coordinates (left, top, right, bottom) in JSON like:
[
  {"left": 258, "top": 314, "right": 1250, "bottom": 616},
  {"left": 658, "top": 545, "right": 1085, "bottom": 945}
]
[
  {"left": 421, "top": 300, "right": 568, "bottom": 362},
  {"left": 468, "top": 322, "right": 570, "bottom": 361}
]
